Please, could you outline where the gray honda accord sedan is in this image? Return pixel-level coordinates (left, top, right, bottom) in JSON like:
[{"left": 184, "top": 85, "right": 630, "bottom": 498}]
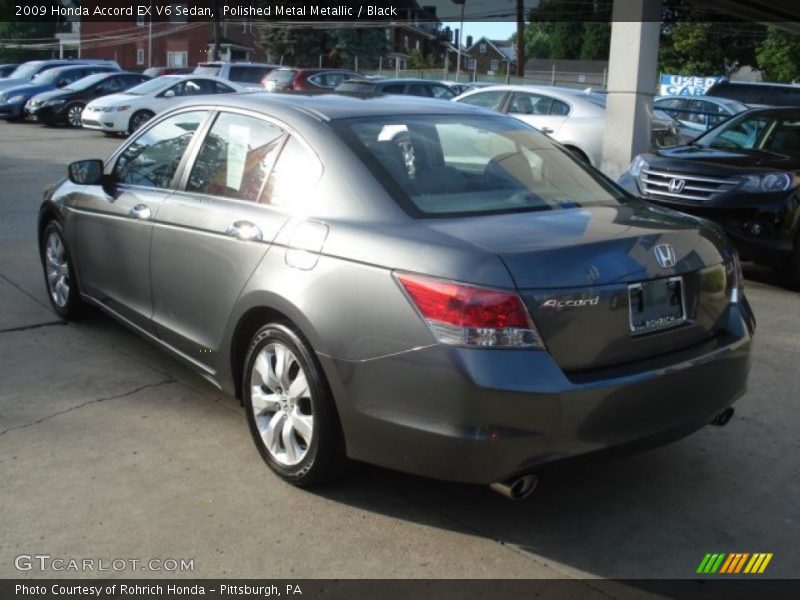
[{"left": 38, "top": 93, "right": 754, "bottom": 497}]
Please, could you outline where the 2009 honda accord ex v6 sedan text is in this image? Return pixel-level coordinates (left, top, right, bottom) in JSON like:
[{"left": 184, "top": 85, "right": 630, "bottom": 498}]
[{"left": 39, "top": 94, "right": 755, "bottom": 497}]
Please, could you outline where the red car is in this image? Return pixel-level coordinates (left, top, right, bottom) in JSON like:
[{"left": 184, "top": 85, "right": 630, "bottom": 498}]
[{"left": 262, "top": 68, "right": 364, "bottom": 92}]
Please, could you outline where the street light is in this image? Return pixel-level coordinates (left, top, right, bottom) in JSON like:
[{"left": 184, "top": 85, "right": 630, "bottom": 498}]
[{"left": 452, "top": 0, "right": 466, "bottom": 82}]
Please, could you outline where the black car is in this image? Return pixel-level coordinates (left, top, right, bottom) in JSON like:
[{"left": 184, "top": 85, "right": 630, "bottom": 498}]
[
  {"left": 619, "top": 107, "right": 800, "bottom": 285},
  {"left": 25, "top": 71, "right": 150, "bottom": 127},
  {"left": 335, "top": 78, "right": 456, "bottom": 99},
  {"left": 705, "top": 80, "right": 800, "bottom": 107}
]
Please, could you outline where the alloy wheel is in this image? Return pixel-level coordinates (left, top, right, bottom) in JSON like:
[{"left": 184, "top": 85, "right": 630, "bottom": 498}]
[
  {"left": 45, "top": 231, "right": 70, "bottom": 307},
  {"left": 67, "top": 104, "right": 83, "bottom": 127},
  {"left": 250, "top": 342, "right": 314, "bottom": 466},
  {"left": 130, "top": 112, "right": 152, "bottom": 132}
]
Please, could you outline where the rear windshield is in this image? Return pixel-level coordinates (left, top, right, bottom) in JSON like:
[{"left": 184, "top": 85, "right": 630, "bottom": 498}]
[
  {"left": 333, "top": 115, "right": 625, "bottom": 217},
  {"left": 194, "top": 65, "right": 221, "bottom": 77},
  {"left": 265, "top": 69, "right": 296, "bottom": 83},
  {"left": 229, "top": 66, "right": 274, "bottom": 83}
]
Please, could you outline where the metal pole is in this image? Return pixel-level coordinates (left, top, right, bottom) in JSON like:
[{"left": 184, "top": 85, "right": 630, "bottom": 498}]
[{"left": 148, "top": 0, "right": 153, "bottom": 67}]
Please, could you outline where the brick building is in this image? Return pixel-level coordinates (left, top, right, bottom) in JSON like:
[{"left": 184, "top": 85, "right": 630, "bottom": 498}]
[
  {"left": 462, "top": 37, "right": 516, "bottom": 76},
  {"left": 80, "top": 18, "right": 264, "bottom": 71}
]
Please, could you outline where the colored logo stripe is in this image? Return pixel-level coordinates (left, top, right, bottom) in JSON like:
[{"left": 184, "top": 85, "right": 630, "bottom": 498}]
[
  {"left": 698, "top": 553, "right": 773, "bottom": 574},
  {"left": 744, "top": 553, "right": 773, "bottom": 574}
]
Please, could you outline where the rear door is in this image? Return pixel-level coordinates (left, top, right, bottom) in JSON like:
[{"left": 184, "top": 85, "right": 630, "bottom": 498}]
[
  {"left": 70, "top": 110, "right": 208, "bottom": 331},
  {"left": 506, "top": 91, "right": 570, "bottom": 136},
  {"left": 149, "top": 110, "right": 319, "bottom": 365}
]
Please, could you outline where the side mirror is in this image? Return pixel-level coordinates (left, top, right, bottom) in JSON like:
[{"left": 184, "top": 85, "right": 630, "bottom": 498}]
[
  {"left": 67, "top": 159, "right": 104, "bottom": 185},
  {"left": 162, "top": 89, "right": 176, "bottom": 98}
]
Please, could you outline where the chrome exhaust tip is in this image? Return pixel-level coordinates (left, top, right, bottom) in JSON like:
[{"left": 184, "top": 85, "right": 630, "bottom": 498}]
[
  {"left": 489, "top": 474, "right": 538, "bottom": 500},
  {"left": 710, "top": 407, "right": 735, "bottom": 427}
]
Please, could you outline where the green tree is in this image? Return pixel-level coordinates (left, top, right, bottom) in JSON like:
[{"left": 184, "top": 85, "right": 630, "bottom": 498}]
[
  {"left": 756, "top": 27, "right": 800, "bottom": 82},
  {"left": 331, "top": 28, "right": 389, "bottom": 70},
  {"left": 0, "top": 0, "right": 60, "bottom": 63},
  {"left": 408, "top": 48, "right": 438, "bottom": 70},
  {"left": 523, "top": 23, "right": 551, "bottom": 59}
]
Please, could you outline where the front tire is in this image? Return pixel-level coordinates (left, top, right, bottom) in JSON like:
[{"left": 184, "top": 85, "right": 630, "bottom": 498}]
[
  {"left": 243, "top": 323, "right": 348, "bottom": 486},
  {"left": 65, "top": 102, "right": 85, "bottom": 128},
  {"left": 41, "top": 221, "right": 85, "bottom": 319}
]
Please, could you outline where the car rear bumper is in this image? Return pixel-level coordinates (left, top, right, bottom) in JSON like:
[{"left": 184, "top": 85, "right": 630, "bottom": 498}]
[{"left": 321, "top": 301, "right": 753, "bottom": 484}]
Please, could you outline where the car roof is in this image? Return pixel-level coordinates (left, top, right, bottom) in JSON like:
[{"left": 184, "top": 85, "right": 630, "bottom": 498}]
[
  {"left": 712, "top": 80, "right": 800, "bottom": 90},
  {"left": 177, "top": 91, "right": 495, "bottom": 121},
  {"left": 459, "top": 84, "right": 596, "bottom": 98}
]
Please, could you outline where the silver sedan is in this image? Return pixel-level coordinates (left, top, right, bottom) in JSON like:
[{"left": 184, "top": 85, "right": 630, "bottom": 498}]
[{"left": 39, "top": 94, "right": 753, "bottom": 496}]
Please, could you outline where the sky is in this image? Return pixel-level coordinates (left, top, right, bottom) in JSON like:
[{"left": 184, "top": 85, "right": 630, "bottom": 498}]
[{"left": 465, "top": 21, "right": 518, "bottom": 43}]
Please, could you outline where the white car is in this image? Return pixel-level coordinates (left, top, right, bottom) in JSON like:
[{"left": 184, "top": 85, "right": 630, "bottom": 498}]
[
  {"left": 81, "top": 75, "right": 244, "bottom": 134},
  {"left": 454, "top": 85, "right": 680, "bottom": 167}
]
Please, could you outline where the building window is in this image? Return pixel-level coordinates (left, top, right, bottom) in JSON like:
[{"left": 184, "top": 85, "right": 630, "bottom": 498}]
[
  {"left": 490, "top": 59, "right": 499, "bottom": 71},
  {"left": 468, "top": 58, "right": 477, "bottom": 70},
  {"left": 167, "top": 51, "right": 188, "bottom": 67},
  {"left": 479, "top": 44, "right": 486, "bottom": 54},
  {"left": 137, "top": 49, "right": 145, "bottom": 65},
  {"left": 136, "top": 14, "right": 145, "bottom": 27},
  {"left": 170, "top": 4, "right": 187, "bottom": 23}
]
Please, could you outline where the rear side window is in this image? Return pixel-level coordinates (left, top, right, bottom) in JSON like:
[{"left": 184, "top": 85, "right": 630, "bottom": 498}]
[
  {"left": 382, "top": 83, "right": 406, "bottom": 94},
  {"left": 456, "top": 90, "right": 506, "bottom": 111},
  {"left": 263, "top": 137, "right": 323, "bottom": 207},
  {"left": 186, "top": 113, "right": 285, "bottom": 202},
  {"left": 113, "top": 111, "right": 206, "bottom": 189},
  {"left": 771, "top": 87, "right": 800, "bottom": 107}
]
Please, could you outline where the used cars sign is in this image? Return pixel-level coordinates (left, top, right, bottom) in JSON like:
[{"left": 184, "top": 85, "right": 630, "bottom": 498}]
[{"left": 660, "top": 74, "right": 722, "bottom": 96}]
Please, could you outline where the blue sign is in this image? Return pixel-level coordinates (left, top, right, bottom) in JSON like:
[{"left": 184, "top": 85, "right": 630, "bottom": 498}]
[{"left": 660, "top": 74, "right": 723, "bottom": 96}]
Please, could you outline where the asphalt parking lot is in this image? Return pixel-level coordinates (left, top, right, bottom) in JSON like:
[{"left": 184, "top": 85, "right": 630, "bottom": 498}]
[{"left": 0, "top": 121, "right": 798, "bottom": 582}]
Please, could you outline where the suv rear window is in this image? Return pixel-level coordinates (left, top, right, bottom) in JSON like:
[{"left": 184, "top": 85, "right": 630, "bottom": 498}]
[
  {"left": 229, "top": 66, "right": 274, "bottom": 83},
  {"left": 194, "top": 64, "right": 221, "bottom": 77},
  {"left": 706, "top": 83, "right": 774, "bottom": 105},
  {"left": 266, "top": 69, "right": 297, "bottom": 84}
]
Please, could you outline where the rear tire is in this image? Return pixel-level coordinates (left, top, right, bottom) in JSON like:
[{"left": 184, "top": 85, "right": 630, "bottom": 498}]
[
  {"left": 243, "top": 323, "right": 348, "bottom": 487},
  {"left": 128, "top": 110, "right": 153, "bottom": 134},
  {"left": 40, "top": 221, "right": 86, "bottom": 319}
]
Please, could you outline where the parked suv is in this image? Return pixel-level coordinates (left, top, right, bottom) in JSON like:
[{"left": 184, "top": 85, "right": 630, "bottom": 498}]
[
  {"left": 705, "top": 81, "right": 800, "bottom": 107},
  {"left": 194, "top": 62, "right": 280, "bottom": 87}
]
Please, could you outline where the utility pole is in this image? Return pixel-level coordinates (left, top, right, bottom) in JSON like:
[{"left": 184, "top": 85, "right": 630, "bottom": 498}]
[
  {"left": 452, "top": 0, "right": 466, "bottom": 82},
  {"left": 516, "top": 0, "right": 524, "bottom": 77},
  {"left": 148, "top": 0, "right": 153, "bottom": 67},
  {"left": 211, "top": 0, "right": 222, "bottom": 61}
]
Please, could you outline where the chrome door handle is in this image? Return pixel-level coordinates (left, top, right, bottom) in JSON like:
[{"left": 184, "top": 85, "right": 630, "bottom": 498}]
[
  {"left": 540, "top": 127, "right": 553, "bottom": 135},
  {"left": 226, "top": 221, "right": 263, "bottom": 242},
  {"left": 129, "top": 204, "right": 151, "bottom": 220}
]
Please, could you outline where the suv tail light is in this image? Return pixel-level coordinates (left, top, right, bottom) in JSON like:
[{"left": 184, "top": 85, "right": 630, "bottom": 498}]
[{"left": 395, "top": 272, "right": 544, "bottom": 348}]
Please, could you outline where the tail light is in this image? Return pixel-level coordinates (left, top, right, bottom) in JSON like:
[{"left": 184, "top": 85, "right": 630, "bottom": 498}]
[{"left": 395, "top": 272, "right": 544, "bottom": 348}]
